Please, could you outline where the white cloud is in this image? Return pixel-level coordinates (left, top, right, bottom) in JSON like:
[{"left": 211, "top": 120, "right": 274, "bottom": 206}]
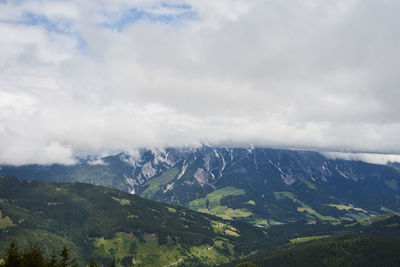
[
  {"left": 87, "top": 158, "right": 108, "bottom": 165},
  {"left": 321, "top": 152, "right": 400, "bottom": 165},
  {"left": 0, "top": 0, "right": 400, "bottom": 165}
]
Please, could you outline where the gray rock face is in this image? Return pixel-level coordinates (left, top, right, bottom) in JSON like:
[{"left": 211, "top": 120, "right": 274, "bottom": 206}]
[{"left": 73, "top": 147, "right": 397, "bottom": 200}]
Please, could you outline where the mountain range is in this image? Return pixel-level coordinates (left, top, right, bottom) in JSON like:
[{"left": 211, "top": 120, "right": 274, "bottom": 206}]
[{"left": 2, "top": 147, "right": 399, "bottom": 226}]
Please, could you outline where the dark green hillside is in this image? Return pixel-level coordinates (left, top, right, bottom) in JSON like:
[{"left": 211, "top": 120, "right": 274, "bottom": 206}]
[
  {"left": 231, "top": 214, "right": 400, "bottom": 267},
  {"left": 237, "top": 235, "right": 400, "bottom": 267},
  {"left": 0, "top": 176, "right": 266, "bottom": 266}
]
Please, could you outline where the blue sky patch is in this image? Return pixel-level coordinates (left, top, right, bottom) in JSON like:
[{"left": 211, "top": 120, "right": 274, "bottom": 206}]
[
  {"left": 160, "top": 2, "right": 192, "bottom": 10},
  {"left": 0, "top": 12, "right": 86, "bottom": 52},
  {"left": 99, "top": 4, "right": 197, "bottom": 31},
  {"left": 1, "top": 12, "right": 71, "bottom": 34}
]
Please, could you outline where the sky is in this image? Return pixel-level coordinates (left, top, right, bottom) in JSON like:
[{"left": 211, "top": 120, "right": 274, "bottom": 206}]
[{"left": 1, "top": 0, "right": 400, "bottom": 165}]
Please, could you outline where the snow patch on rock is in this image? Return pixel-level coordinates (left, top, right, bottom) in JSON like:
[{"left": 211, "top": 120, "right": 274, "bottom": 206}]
[{"left": 177, "top": 162, "right": 188, "bottom": 179}]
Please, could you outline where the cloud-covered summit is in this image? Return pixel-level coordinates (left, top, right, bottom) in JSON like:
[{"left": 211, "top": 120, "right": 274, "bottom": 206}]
[{"left": 1, "top": 0, "right": 400, "bottom": 165}]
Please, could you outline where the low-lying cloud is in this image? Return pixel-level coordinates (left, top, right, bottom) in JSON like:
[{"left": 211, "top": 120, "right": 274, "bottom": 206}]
[
  {"left": 321, "top": 152, "right": 400, "bottom": 165},
  {"left": 1, "top": 0, "right": 400, "bottom": 165}
]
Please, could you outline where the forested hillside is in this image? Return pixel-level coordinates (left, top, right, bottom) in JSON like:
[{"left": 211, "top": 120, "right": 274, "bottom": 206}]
[{"left": 0, "top": 175, "right": 266, "bottom": 266}]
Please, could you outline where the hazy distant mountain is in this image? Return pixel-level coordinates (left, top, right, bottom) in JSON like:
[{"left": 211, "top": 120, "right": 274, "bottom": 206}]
[{"left": 1, "top": 147, "right": 400, "bottom": 225}]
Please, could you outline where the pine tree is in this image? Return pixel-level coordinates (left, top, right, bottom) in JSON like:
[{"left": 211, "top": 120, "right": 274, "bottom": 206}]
[
  {"left": 20, "top": 244, "right": 46, "bottom": 267},
  {"left": 58, "top": 245, "right": 77, "bottom": 267},
  {"left": 4, "top": 240, "right": 22, "bottom": 267},
  {"left": 88, "top": 259, "right": 98, "bottom": 267},
  {"left": 47, "top": 251, "right": 59, "bottom": 267}
]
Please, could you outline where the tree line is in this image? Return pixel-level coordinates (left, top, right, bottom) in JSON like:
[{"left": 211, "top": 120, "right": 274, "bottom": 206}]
[{"left": 0, "top": 241, "right": 115, "bottom": 267}]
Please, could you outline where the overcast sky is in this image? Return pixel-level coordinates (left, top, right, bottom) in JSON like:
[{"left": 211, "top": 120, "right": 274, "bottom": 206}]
[{"left": 1, "top": 0, "right": 400, "bottom": 165}]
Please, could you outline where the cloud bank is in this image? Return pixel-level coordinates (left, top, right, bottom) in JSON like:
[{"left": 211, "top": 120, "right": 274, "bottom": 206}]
[
  {"left": 1, "top": 0, "right": 400, "bottom": 165},
  {"left": 321, "top": 152, "right": 400, "bottom": 165}
]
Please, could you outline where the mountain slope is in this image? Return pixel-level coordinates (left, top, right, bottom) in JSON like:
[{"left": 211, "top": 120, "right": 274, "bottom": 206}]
[
  {"left": 2, "top": 147, "right": 400, "bottom": 225},
  {"left": 0, "top": 175, "right": 266, "bottom": 266},
  {"left": 231, "top": 213, "right": 400, "bottom": 267},
  {"left": 236, "top": 235, "right": 400, "bottom": 267}
]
